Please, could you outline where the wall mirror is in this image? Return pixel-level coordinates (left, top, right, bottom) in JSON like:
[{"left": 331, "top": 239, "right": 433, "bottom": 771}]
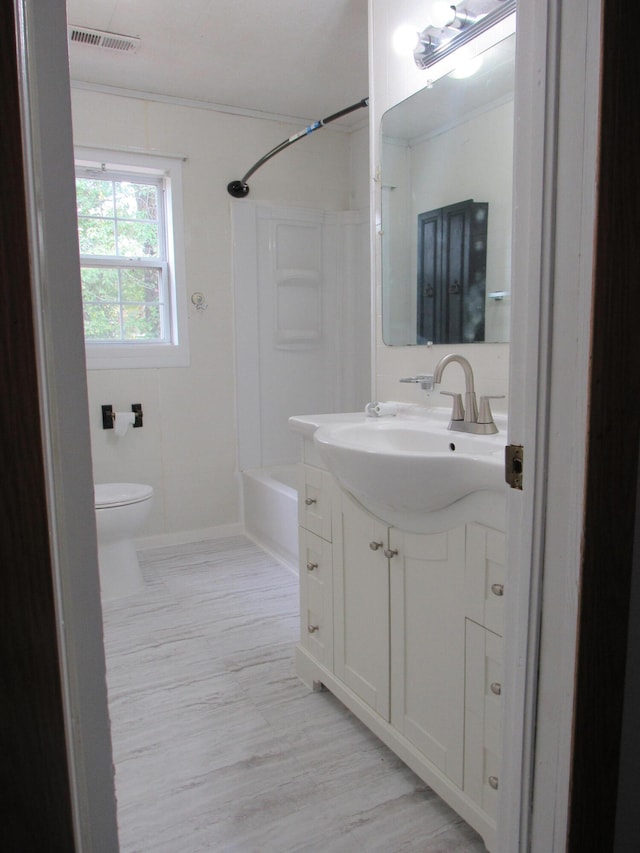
[{"left": 381, "top": 32, "right": 515, "bottom": 345}]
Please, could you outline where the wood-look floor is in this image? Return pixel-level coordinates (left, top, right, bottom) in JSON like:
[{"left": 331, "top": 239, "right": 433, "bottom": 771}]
[{"left": 101, "top": 536, "right": 486, "bottom": 852}]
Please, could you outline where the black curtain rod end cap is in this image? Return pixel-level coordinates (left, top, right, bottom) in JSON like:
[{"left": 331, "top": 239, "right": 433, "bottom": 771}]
[{"left": 227, "top": 180, "right": 250, "bottom": 198}]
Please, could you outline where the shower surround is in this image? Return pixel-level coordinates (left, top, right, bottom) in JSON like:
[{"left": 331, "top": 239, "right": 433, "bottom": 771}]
[{"left": 233, "top": 201, "right": 370, "bottom": 563}]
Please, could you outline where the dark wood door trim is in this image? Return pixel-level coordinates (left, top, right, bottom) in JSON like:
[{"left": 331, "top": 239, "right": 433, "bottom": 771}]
[
  {"left": 0, "top": 3, "right": 76, "bottom": 849},
  {"left": 569, "top": 0, "right": 640, "bottom": 848}
]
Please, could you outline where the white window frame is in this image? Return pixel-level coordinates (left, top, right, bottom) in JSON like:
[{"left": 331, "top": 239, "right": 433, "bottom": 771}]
[{"left": 75, "top": 147, "right": 189, "bottom": 369}]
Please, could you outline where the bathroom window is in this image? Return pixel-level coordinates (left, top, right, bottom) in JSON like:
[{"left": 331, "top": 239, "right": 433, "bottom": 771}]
[{"left": 74, "top": 148, "right": 189, "bottom": 368}]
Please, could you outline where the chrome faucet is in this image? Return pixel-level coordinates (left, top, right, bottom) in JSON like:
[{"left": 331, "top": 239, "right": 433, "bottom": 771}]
[
  {"left": 399, "top": 374, "right": 435, "bottom": 391},
  {"left": 433, "top": 353, "right": 502, "bottom": 434}
]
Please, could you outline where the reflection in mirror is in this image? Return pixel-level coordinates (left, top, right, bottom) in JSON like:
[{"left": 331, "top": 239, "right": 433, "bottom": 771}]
[{"left": 381, "top": 32, "right": 515, "bottom": 345}]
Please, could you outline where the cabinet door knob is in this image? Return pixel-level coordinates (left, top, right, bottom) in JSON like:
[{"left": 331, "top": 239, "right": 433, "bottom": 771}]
[
  {"left": 305, "top": 497, "right": 317, "bottom": 506},
  {"left": 491, "top": 583, "right": 504, "bottom": 597},
  {"left": 488, "top": 776, "right": 499, "bottom": 790},
  {"left": 490, "top": 682, "right": 502, "bottom": 696},
  {"left": 307, "top": 624, "right": 319, "bottom": 634},
  {"left": 306, "top": 561, "right": 318, "bottom": 572},
  {"left": 369, "top": 541, "right": 384, "bottom": 550},
  {"left": 383, "top": 548, "right": 398, "bottom": 559}
]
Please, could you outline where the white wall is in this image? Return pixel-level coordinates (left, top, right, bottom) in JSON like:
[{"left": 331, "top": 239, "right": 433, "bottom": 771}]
[
  {"left": 369, "top": 0, "right": 510, "bottom": 410},
  {"left": 71, "top": 88, "right": 364, "bottom": 541},
  {"left": 349, "top": 124, "right": 371, "bottom": 211},
  {"left": 346, "top": 125, "right": 374, "bottom": 408}
]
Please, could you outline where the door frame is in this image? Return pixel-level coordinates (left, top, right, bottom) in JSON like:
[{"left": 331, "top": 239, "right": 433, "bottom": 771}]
[
  {"left": 12, "top": 0, "right": 119, "bottom": 847},
  {"left": 570, "top": 1, "right": 640, "bottom": 848},
  {"left": 13, "top": 0, "right": 606, "bottom": 848},
  {"left": 501, "top": 0, "right": 601, "bottom": 850}
]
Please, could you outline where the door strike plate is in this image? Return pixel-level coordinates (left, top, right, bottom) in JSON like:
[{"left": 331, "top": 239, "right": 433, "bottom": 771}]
[{"left": 505, "top": 444, "right": 524, "bottom": 490}]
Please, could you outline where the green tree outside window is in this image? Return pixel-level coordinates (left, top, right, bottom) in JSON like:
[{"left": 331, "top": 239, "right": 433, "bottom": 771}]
[{"left": 76, "top": 172, "right": 168, "bottom": 343}]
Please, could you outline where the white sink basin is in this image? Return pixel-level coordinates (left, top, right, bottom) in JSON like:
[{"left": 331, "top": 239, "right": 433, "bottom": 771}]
[{"left": 313, "top": 416, "right": 505, "bottom": 518}]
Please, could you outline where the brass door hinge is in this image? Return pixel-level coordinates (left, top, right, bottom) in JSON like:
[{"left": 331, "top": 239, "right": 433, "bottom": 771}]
[{"left": 505, "top": 444, "right": 524, "bottom": 490}]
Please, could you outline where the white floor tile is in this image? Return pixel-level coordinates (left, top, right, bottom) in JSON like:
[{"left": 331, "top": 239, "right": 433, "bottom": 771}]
[{"left": 102, "top": 536, "right": 487, "bottom": 852}]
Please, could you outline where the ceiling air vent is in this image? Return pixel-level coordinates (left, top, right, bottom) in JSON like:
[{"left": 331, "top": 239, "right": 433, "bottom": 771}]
[{"left": 68, "top": 26, "right": 141, "bottom": 54}]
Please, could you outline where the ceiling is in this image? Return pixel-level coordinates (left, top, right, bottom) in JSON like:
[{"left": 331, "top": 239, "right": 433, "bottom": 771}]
[{"left": 65, "top": 0, "right": 370, "bottom": 128}]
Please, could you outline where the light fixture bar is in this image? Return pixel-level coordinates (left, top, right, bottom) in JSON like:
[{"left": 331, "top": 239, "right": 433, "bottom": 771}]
[{"left": 414, "top": 0, "right": 516, "bottom": 70}]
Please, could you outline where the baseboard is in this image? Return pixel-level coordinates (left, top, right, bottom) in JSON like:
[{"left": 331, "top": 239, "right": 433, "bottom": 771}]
[
  {"left": 243, "top": 530, "right": 299, "bottom": 576},
  {"left": 135, "top": 522, "right": 245, "bottom": 551}
]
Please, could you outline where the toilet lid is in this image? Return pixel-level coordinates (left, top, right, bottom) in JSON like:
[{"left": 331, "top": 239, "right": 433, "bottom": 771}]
[{"left": 95, "top": 483, "right": 154, "bottom": 509}]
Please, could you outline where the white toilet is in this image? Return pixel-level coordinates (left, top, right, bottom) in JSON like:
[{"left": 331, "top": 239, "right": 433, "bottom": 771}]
[{"left": 94, "top": 483, "right": 154, "bottom": 601}]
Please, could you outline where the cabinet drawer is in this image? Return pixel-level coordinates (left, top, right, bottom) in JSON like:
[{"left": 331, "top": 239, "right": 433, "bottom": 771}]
[
  {"left": 298, "top": 463, "right": 332, "bottom": 541},
  {"left": 464, "top": 619, "right": 503, "bottom": 823},
  {"left": 299, "top": 528, "right": 333, "bottom": 668},
  {"left": 465, "top": 523, "right": 505, "bottom": 636}
]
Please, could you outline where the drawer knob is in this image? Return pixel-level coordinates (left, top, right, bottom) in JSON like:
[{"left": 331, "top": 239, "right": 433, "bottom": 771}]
[
  {"left": 306, "top": 561, "right": 318, "bottom": 572},
  {"left": 308, "top": 624, "right": 319, "bottom": 634},
  {"left": 488, "top": 776, "right": 499, "bottom": 790},
  {"left": 490, "top": 682, "right": 502, "bottom": 696},
  {"left": 369, "top": 541, "right": 384, "bottom": 551},
  {"left": 383, "top": 548, "right": 398, "bottom": 559},
  {"left": 491, "top": 583, "right": 504, "bottom": 597},
  {"left": 305, "top": 497, "right": 317, "bottom": 506}
]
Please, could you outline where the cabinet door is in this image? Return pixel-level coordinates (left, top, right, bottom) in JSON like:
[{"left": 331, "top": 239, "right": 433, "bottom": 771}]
[
  {"left": 417, "top": 208, "right": 440, "bottom": 343},
  {"left": 465, "top": 523, "right": 506, "bottom": 636},
  {"left": 464, "top": 619, "right": 503, "bottom": 822},
  {"left": 299, "top": 528, "right": 333, "bottom": 669},
  {"left": 333, "top": 490, "right": 390, "bottom": 720},
  {"left": 417, "top": 200, "right": 488, "bottom": 344},
  {"left": 389, "top": 527, "right": 466, "bottom": 787}
]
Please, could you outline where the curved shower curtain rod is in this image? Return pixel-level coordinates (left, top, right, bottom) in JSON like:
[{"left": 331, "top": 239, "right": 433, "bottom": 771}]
[{"left": 227, "top": 97, "right": 369, "bottom": 198}]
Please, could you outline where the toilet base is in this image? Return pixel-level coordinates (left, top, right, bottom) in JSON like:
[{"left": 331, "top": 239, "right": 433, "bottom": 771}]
[{"left": 97, "top": 538, "right": 144, "bottom": 602}]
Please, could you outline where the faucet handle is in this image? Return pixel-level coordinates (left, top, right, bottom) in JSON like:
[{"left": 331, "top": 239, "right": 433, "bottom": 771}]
[
  {"left": 440, "top": 391, "right": 465, "bottom": 421},
  {"left": 478, "top": 395, "right": 505, "bottom": 425}
]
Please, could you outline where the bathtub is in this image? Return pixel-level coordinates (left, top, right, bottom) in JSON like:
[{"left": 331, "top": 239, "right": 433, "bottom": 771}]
[{"left": 242, "top": 465, "right": 298, "bottom": 572}]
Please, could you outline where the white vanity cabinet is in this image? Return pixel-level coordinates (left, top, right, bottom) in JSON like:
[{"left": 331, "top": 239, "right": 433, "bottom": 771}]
[
  {"left": 298, "top": 528, "right": 333, "bottom": 669},
  {"left": 292, "top": 424, "right": 505, "bottom": 852},
  {"left": 465, "top": 620, "right": 503, "bottom": 822},
  {"left": 297, "top": 464, "right": 334, "bottom": 669},
  {"left": 333, "top": 487, "right": 467, "bottom": 784},
  {"left": 389, "top": 524, "right": 467, "bottom": 789},
  {"left": 333, "top": 488, "right": 390, "bottom": 718},
  {"left": 464, "top": 524, "right": 506, "bottom": 822},
  {"left": 298, "top": 462, "right": 332, "bottom": 542}
]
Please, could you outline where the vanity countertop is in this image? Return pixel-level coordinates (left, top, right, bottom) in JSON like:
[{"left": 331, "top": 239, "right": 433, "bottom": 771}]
[
  {"left": 288, "top": 411, "right": 365, "bottom": 438},
  {"left": 289, "top": 404, "right": 506, "bottom": 439}
]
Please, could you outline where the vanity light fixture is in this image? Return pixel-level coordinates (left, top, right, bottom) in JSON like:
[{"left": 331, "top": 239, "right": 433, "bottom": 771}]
[
  {"left": 426, "top": 1, "right": 473, "bottom": 30},
  {"left": 391, "top": 3, "right": 472, "bottom": 61},
  {"left": 405, "top": 0, "right": 516, "bottom": 72}
]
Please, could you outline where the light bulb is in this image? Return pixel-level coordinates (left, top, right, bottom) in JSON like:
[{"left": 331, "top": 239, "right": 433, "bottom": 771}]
[
  {"left": 449, "top": 53, "right": 483, "bottom": 78},
  {"left": 426, "top": 1, "right": 456, "bottom": 28},
  {"left": 392, "top": 24, "right": 420, "bottom": 56}
]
